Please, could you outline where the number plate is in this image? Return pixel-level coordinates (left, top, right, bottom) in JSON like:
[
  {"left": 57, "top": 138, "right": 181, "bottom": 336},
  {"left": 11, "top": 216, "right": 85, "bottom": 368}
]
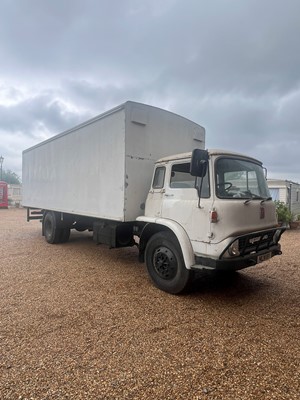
[{"left": 257, "top": 252, "right": 271, "bottom": 263}]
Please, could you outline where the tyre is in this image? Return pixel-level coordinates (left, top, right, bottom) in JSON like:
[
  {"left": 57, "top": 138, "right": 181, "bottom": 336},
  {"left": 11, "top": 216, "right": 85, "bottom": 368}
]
[
  {"left": 43, "top": 211, "right": 69, "bottom": 244},
  {"left": 145, "top": 231, "right": 192, "bottom": 294},
  {"left": 60, "top": 228, "right": 71, "bottom": 243}
]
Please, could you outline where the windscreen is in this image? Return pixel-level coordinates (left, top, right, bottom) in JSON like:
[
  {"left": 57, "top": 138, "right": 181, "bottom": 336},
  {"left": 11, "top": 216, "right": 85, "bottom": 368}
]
[{"left": 215, "top": 157, "right": 270, "bottom": 199}]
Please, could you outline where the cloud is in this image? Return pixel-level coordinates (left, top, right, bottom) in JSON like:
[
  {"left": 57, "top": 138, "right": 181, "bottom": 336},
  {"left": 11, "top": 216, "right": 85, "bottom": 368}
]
[
  {"left": 0, "top": 88, "right": 89, "bottom": 137},
  {"left": 0, "top": 85, "right": 92, "bottom": 176},
  {"left": 0, "top": 0, "right": 299, "bottom": 182}
]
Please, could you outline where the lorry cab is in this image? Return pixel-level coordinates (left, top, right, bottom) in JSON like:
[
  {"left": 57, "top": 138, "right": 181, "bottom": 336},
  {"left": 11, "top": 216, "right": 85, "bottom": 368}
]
[{"left": 138, "top": 149, "right": 284, "bottom": 292}]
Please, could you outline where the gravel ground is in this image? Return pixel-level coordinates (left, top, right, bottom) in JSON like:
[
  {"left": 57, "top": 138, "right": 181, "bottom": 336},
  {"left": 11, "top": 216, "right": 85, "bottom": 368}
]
[{"left": 0, "top": 208, "right": 299, "bottom": 400}]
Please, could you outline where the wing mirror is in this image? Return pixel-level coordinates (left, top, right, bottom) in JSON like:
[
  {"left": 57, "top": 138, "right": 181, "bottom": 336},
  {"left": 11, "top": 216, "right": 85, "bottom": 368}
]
[{"left": 190, "top": 149, "right": 209, "bottom": 177}]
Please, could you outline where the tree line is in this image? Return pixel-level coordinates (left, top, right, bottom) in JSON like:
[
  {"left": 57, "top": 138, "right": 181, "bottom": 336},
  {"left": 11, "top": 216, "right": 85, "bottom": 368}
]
[{"left": 1, "top": 170, "right": 21, "bottom": 184}]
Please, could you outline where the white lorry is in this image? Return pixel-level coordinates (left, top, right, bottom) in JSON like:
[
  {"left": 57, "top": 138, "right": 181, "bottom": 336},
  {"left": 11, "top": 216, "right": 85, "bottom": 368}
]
[{"left": 22, "top": 101, "right": 285, "bottom": 294}]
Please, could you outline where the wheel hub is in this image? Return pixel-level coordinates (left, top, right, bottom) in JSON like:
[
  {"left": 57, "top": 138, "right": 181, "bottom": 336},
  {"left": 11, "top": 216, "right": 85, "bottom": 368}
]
[{"left": 153, "top": 246, "right": 177, "bottom": 280}]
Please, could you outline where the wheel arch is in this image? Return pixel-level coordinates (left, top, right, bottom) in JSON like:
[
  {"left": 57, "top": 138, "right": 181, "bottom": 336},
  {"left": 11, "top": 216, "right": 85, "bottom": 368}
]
[{"left": 138, "top": 218, "right": 195, "bottom": 269}]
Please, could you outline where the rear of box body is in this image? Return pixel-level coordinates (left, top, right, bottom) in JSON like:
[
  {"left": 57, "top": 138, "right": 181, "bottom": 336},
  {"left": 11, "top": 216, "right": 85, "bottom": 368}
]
[{"left": 22, "top": 101, "right": 205, "bottom": 221}]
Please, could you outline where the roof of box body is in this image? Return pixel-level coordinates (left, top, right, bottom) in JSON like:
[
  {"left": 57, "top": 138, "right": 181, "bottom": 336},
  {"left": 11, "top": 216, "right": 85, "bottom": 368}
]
[{"left": 23, "top": 101, "right": 205, "bottom": 154}]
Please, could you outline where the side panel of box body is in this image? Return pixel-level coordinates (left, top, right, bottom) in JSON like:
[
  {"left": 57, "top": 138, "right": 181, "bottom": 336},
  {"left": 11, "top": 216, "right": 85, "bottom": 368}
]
[
  {"left": 22, "top": 108, "right": 126, "bottom": 220},
  {"left": 123, "top": 102, "right": 205, "bottom": 221}
]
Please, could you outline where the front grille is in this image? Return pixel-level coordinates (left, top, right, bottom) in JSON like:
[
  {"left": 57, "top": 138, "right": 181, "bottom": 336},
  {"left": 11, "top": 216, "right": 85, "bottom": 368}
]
[{"left": 238, "top": 230, "right": 276, "bottom": 256}]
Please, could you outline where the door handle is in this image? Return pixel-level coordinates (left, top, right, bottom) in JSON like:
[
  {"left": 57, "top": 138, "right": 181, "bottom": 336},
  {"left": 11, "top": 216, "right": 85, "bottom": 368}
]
[{"left": 164, "top": 193, "right": 174, "bottom": 197}]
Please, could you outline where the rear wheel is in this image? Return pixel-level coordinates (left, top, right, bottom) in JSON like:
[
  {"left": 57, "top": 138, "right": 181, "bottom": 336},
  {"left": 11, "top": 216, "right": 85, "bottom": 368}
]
[
  {"left": 145, "top": 232, "right": 192, "bottom": 294},
  {"left": 43, "top": 211, "right": 70, "bottom": 244},
  {"left": 60, "top": 228, "right": 71, "bottom": 243}
]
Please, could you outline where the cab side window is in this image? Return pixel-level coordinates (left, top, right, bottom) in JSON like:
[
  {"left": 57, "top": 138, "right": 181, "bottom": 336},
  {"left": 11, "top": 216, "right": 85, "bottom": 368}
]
[
  {"left": 170, "top": 163, "right": 195, "bottom": 188},
  {"left": 152, "top": 166, "right": 165, "bottom": 189},
  {"left": 170, "top": 162, "right": 210, "bottom": 198}
]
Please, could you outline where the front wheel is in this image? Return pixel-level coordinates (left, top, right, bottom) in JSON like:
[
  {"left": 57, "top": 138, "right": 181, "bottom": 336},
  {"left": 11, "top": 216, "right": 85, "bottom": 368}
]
[{"left": 145, "top": 232, "right": 192, "bottom": 294}]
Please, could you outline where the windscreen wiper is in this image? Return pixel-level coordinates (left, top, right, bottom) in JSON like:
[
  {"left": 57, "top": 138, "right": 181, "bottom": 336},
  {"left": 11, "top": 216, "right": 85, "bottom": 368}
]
[
  {"left": 260, "top": 197, "right": 272, "bottom": 204},
  {"left": 244, "top": 193, "right": 271, "bottom": 205}
]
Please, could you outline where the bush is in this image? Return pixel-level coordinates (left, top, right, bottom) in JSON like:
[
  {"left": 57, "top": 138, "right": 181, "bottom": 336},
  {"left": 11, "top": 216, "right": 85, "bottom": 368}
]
[{"left": 274, "top": 201, "right": 293, "bottom": 224}]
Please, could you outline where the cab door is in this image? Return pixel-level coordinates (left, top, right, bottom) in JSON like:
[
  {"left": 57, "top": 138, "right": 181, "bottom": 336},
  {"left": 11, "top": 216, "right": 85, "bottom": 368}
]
[
  {"left": 161, "top": 162, "right": 212, "bottom": 244},
  {"left": 145, "top": 165, "right": 166, "bottom": 218}
]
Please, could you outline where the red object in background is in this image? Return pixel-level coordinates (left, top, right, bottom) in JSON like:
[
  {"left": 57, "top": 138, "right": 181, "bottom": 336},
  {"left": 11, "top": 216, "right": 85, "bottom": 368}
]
[{"left": 0, "top": 181, "right": 8, "bottom": 208}]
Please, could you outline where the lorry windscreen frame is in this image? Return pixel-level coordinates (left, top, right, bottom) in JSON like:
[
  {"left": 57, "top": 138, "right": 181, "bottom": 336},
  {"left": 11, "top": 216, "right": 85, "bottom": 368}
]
[{"left": 215, "top": 157, "right": 271, "bottom": 200}]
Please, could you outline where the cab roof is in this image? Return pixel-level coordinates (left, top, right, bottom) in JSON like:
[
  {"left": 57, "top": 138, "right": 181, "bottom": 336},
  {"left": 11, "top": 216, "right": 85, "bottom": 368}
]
[{"left": 156, "top": 149, "right": 262, "bottom": 165}]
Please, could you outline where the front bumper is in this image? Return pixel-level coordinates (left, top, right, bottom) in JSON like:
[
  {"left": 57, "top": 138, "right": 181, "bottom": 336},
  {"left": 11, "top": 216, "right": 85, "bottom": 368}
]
[
  {"left": 192, "top": 227, "right": 285, "bottom": 272},
  {"left": 193, "top": 245, "right": 282, "bottom": 271}
]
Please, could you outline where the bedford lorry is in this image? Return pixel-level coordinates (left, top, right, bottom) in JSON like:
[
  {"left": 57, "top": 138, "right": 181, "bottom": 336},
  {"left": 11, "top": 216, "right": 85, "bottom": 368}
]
[{"left": 22, "top": 101, "right": 285, "bottom": 293}]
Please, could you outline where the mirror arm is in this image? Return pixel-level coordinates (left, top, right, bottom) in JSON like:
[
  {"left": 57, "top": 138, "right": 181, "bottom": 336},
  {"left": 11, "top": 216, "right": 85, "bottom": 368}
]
[{"left": 197, "top": 176, "right": 204, "bottom": 209}]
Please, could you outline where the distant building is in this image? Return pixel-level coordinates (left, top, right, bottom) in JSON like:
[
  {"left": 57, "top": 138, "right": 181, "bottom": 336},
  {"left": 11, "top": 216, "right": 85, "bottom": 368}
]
[
  {"left": 7, "top": 184, "right": 22, "bottom": 207},
  {"left": 268, "top": 179, "right": 300, "bottom": 216}
]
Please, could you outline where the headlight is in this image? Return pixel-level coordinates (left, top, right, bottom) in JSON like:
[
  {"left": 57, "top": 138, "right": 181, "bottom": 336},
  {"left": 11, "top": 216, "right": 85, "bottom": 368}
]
[
  {"left": 228, "top": 241, "right": 240, "bottom": 256},
  {"left": 272, "top": 229, "right": 281, "bottom": 244}
]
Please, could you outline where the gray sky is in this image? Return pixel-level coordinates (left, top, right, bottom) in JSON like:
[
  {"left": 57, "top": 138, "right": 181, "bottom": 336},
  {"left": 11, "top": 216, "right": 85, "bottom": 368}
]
[{"left": 0, "top": 0, "right": 299, "bottom": 182}]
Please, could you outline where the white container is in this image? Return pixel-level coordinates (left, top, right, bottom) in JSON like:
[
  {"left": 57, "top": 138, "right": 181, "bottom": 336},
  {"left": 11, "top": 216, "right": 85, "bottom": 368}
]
[{"left": 22, "top": 101, "right": 205, "bottom": 221}]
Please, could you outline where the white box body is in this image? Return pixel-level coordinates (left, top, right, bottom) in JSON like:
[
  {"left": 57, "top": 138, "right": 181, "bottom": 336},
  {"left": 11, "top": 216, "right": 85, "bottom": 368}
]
[{"left": 22, "top": 101, "right": 205, "bottom": 221}]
